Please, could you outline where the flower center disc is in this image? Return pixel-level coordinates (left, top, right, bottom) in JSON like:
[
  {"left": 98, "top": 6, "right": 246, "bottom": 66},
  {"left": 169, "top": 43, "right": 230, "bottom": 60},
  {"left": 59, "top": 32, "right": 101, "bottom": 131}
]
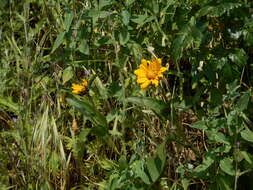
[{"left": 146, "top": 70, "right": 156, "bottom": 79}]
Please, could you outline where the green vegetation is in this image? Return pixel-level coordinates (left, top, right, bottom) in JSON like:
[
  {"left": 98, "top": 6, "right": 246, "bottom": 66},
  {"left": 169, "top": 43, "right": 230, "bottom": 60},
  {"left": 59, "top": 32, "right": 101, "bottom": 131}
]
[{"left": 0, "top": 0, "right": 253, "bottom": 189}]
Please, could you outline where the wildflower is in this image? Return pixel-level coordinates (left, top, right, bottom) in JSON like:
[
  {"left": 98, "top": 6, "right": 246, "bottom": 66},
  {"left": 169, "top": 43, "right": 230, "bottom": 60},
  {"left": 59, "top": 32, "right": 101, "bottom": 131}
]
[
  {"left": 84, "top": 70, "right": 91, "bottom": 75},
  {"left": 71, "top": 79, "right": 88, "bottom": 94},
  {"left": 134, "top": 58, "right": 167, "bottom": 89}
]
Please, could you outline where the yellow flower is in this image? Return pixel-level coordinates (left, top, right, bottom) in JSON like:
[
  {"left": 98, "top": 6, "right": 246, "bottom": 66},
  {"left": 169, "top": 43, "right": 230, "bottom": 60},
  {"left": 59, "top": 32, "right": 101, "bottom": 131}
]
[
  {"left": 71, "top": 79, "right": 88, "bottom": 94},
  {"left": 134, "top": 58, "right": 167, "bottom": 89}
]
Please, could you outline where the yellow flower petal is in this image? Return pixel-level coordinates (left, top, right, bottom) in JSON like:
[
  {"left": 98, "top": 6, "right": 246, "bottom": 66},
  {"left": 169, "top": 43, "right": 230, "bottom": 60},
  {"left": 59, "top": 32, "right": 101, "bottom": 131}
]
[
  {"left": 71, "top": 79, "right": 88, "bottom": 94},
  {"left": 160, "top": 67, "right": 167, "bottom": 72},
  {"left": 151, "top": 80, "right": 159, "bottom": 87},
  {"left": 137, "top": 77, "right": 148, "bottom": 84},
  {"left": 140, "top": 80, "right": 151, "bottom": 89},
  {"left": 155, "top": 58, "right": 162, "bottom": 65},
  {"left": 151, "top": 59, "right": 161, "bottom": 71},
  {"left": 157, "top": 73, "right": 164, "bottom": 78},
  {"left": 141, "top": 59, "right": 148, "bottom": 66},
  {"left": 134, "top": 69, "right": 146, "bottom": 77},
  {"left": 82, "top": 79, "right": 88, "bottom": 87},
  {"left": 140, "top": 64, "right": 148, "bottom": 71}
]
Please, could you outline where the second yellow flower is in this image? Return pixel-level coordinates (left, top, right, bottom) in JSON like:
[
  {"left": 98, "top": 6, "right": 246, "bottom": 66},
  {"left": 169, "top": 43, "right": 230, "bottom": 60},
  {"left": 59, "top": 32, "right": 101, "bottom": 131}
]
[{"left": 134, "top": 58, "right": 167, "bottom": 89}]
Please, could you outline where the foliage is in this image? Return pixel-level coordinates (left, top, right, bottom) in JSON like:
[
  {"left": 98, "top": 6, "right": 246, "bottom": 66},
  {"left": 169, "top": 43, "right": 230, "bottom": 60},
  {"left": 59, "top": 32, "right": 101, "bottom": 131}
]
[{"left": 0, "top": 0, "right": 253, "bottom": 189}]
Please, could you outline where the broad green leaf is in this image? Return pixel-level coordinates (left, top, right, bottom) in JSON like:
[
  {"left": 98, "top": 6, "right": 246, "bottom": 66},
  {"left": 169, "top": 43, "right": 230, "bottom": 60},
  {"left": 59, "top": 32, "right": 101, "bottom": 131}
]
[
  {"left": 150, "top": 0, "right": 159, "bottom": 14},
  {"left": 190, "top": 120, "right": 207, "bottom": 130},
  {"left": 52, "top": 31, "right": 66, "bottom": 52},
  {"left": 207, "top": 131, "right": 230, "bottom": 145},
  {"left": 212, "top": 145, "right": 231, "bottom": 153},
  {"left": 126, "top": 97, "right": 170, "bottom": 119},
  {"left": 67, "top": 97, "right": 107, "bottom": 127},
  {"left": 219, "top": 157, "right": 235, "bottom": 176},
  {"left": 62, "top": 66, "right": 73, "bottom": 84},
  {"left": 146, "top": 142, "right": 166, "bottom": 183},
  {"left": 131, "top": 15, "right": 149, "bottom": 25},
  {"left": 193, "top": 153, "right": 214, "bottom": 173},
  {"left": 78, "top": 39, "right": 89, "bottom": 55},
  {"left": 241, "top": 129, "right": 253, "bottom": 143},
  {"left": 132, "top": 160, "right": 151, "bottom": 185},
  {"left": 229, "top": 49, "right": 247, "bottom": 67},
  {"left": 121, "top": 10, "right": 130, "bottom": 25},
  {"left": 146, "top": 157, "right": 160, "bottom": 182},
  {"left": 119, "top": 28, "right": 130, "bottom": 45},
  {"left": 64, "top": 12, "right": 74, "bottom": 31},
  {"left": 131, "top": 15, "right": 155, "bottom": 27},
  {"left": 240, "top": 151, "right": 253, "bottom": 165},
  {"left": 235, "top": 89, "right": 251, "bottom": 112},
  {"left": 156, "top": 142, "right": 166, "bottom": 170}
]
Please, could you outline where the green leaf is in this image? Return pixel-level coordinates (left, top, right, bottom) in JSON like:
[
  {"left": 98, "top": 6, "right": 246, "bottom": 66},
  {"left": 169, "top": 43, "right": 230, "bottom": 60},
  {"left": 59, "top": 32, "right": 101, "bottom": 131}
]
[
  {"left": 125, "top": 0, "right": 135, "bottom": 6},
  {"left": 181, "top": 179, "right": 190, "bottom": 190},
  {"left": 119, "top": 28, "right": 130, "bottom": 45},
  {"left": 64, "top": 12, "right": 74, "bottom": 31},
  {"left": 131, "top": 15, "right": 155, "bottom": 27},
  {"left": 126, "top": 97, "right": 170, "bottom": 119},
  {"left": 62, "top": 66, "right": 73, "bottom": 84},
  {"left": 190, "top": 121, "right": 207, "bottom": 130},
  {"left": 156, "top": 142, "right": 166, "bottom": 169},
  {"left": 146, "top": 157, "right": 160, "bottom": 183},
  {"left": 121, "top": 10, "right": 130, "bottom": 25},
  {"left": 146, "top": 142, "right": 166, "bottom": 183},
  {"left": 131, "top": 14, "right": 148, "bottom": 25},
  {"left": 196, "top": 5, "right": 213, "bottom": 17},
  {"left": 52, "top": 31, "right": 66, "bottom": 52},
  {"left": 78, "top": 39, "right": 89, "bottom": 55},
  {"left": 240, "top": 151, "right": 253, "bottom": 165},
  {"left": 210, "top": 88, "right": 223, "bottom": 107},
  {"left": 88, "top": 10, "right": 110, "bottom": 26},
  {"left": 149, "top": 0, "right": 159, "bottom": 14},
  {"left": 229, "top": 49, "right": 247, "bottom": 67},
  {"left": 219, "top": 157, "right": 235, "bottom": 176},
  {"left": 235, "top": 89, "right": 251, "bottom": 112},
  {"left": 196, "top": 3, "right": 242, "bottom": 17},
  {"left": 207, "top": 131, "right": 230, "bottom": 145},
  {"left": 132, "top": 160, "right": 151, "bottom": 185},
  {"left": 171, "top": 19, "right": 194, "bottom": 60},
  {"left": 193, "top": 153, "right": 214, "bottom": 173},
  {"left": 49, "top": 152, "right": 60, "bottom": 175},
  {"left": 0, "top": 95, "right": 19, "bottom": 113},
  {"left": 215, "top": 175, "right": 233, "bottom": 190},
  {"left": 94, "top": 77, "right": 108, "bottom": 100},
  {"left": 98, "top": 0, "right": 112, "bottom": 10},
  {"left": 67, "top": 97, "right": 107, "bottom": 128},
  {"left": 241, "top": 129, "right": 253, "bottom": 143}
]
